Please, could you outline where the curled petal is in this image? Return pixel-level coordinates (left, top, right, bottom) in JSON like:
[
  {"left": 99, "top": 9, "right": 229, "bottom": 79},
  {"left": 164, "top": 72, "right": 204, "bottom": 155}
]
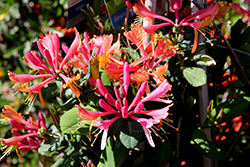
[
  {"left": 142, "top": 126, "right": 155, "bottom": 147},
  {"left": 24, "top": 51, "right": 52, "bottom": 74},
  {"left": 141, "top": 80, "right": 170, "bottom": 103},
  {"left": 133, "top": 0, "right": 174, "bottom": 24},
  {"left": 128, "top": 82, "right": 147, "bottom": 111},
  {"left": 99, "top": 99, "right": 118, "bottom": 113},
  {"left": 138, "top": 105, "right": 171, "bottom": 120}
]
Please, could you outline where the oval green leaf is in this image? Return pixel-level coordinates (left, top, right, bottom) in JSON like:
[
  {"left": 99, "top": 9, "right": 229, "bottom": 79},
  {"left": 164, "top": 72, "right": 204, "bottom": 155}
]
[{"left": 183, "top": 67, "right": 207, "bottom": 87}]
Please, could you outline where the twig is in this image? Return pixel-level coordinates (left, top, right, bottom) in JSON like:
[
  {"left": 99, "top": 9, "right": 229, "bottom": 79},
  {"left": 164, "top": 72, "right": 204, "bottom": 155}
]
[
  {"left": 214, "top": 44, "right": 250, "bottom": 57},
  {"left": 213, "top": 22, "right": 250, "bottom": 88}
]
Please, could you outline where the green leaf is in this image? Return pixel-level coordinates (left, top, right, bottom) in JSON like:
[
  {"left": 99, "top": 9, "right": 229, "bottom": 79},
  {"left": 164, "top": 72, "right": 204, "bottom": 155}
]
[
  {"left": 38, "top": 135, "right": 69, "bottom": 153},
  {"left": 98, "top": 137, "right": 116, "bottom": 167},
  {"left": 121, "top": 47, "right": 141, "bottom": 61},
  {"left": 215, "top": 96, "right": 250, "bottom": 123},
  {"left": 59, "top": 107, "right": 92, "bottom": 135},
  {"left": 193, "top": 54, "right": 216, "bottom": 66},
  {"left": 191, "top": 129, "right": 224, "bottom": 161},
  {"left": 154, "top": 140, "right": 171, "bottom": 166},
  {"left": 51, "top": 148, "right": 76, "bottom": 167},
  {"left": 100, "top": 68, "right": 111, "bottom": 86},
  {"left": 114, "top": 138, "right": 129, "bottom": 167},
  {"left": 114, "top": 118, "right": 144, "bottom": 149},
  {"left": 183, "top": 67, "right": 207, "bottom": 87}
]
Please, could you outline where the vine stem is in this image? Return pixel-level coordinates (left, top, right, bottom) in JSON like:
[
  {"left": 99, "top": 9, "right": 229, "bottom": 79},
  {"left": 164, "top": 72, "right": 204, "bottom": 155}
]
[
  {"left": 214, "top": 44, "right": 250, "bottom": 57},
  {"left": 212, "top": 22, "right": 250, "bottom": 88}
]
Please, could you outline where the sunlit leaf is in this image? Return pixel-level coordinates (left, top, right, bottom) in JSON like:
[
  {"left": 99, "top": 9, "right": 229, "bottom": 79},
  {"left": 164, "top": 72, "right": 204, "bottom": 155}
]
[
  {"left": 183, "top": 67, "right": 207, "bottom": 87},
  {"left": 191, "top": 129, "right": 224, "bottom": 161},
  {"left": 193, "top": 54, "right": 216, "bottom": 66},
  {"left": 98, "top": 137, "right": 116, "bottom": 167},
  {"left": 60, "top": 107, "right": 92, "bottom": 135}
]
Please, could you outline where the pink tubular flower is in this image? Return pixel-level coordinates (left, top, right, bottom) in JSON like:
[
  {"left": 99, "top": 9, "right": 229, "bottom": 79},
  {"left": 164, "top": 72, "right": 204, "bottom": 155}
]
[
  {"left": 0, "top": 105, "right": 47, "bottom": 161},
  {"left": 77, "top": 62, "right": 172, "bottom": 149},
  {"left": 124, "top": 0, "right": 219, "bottom": 53},
  {"left": 9, "top": 30, "right": 82, "bottom": 103}
]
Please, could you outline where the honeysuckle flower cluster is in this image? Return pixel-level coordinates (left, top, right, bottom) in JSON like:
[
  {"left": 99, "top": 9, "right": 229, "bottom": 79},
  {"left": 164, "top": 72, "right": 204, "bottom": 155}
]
[
  {"left": 0, "top": 105, "right": 47, "bottom": 161},
  {"left": 2, "top": 24, "right": 175, "bottom": 158},
  {"left": 77, "top": 62, "right": 172, "bottom": 149},
  {"left": 124, "top": 0, "right": 219, "bottom": 53},
  {"left": 0, "top": 0, "right": 226, "bottom": 164}
]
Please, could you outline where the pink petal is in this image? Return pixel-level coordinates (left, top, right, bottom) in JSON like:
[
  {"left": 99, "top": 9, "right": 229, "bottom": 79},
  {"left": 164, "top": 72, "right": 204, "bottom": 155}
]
[
  {"left": 38, "top": 112, "right": 47, "bottom": 131},
  {"left": 141, "top": 80, "right": 170, "bottom": 103},
  {"left": 8, "top": 71, "right": 53, "bottom": 83},
  {"left": 24, "top": 51, "right": 52, "bottom": 74},
  {"left": 128, "top": 82, "right": 147, "bottom": 111},
  {"left": 60, "top": 31, "right": 82, "bottom": 70},
  {"left": 17, "top": 144, "right": 39, "bottom": 151},
  {"left": 27, "top": 137, "right": 40, "bottom": 147},
  {"left": 121, "top": 99, "right": 128, "bottom": 119},
  {"left": 0, "top": 133, "right": 39, "bottom": 146},
  {"left": 93, "top": 116, "right": 121, "bottom": 130},
  {"left": 142, "top": 127, "right": 155, "bottom": 147},
  {"left": 143, "top": 23, "right": 174, "bottom": 34},
  {"left": 133, "top": 102, "right": 144, "bottom": 114},
  {"left": 96, "top": 79, "right": 115, "bottom": 104},
  {"left": 123, "top": 62, "right": 130, "bottom": 96},
  {"left": 9, "top": 120, "right": 27, "bottom": 129},
  {"left": 29, "top": 76, "right": 56, "bottom": 93},
  {"left": 99, "top": 99, "right": 118, "bottom": 114},
  {"left": 139, "top": 105, "right": 171, "bottom": 120},
  {"left": 180, "top": 3, "right": 219, "bottom": 24},
  {"left": 37, "top": 41, "right": 55, "bottom": 72},
  {"left": 169, "top": 0, "right": 182, "bottom": 11}
]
